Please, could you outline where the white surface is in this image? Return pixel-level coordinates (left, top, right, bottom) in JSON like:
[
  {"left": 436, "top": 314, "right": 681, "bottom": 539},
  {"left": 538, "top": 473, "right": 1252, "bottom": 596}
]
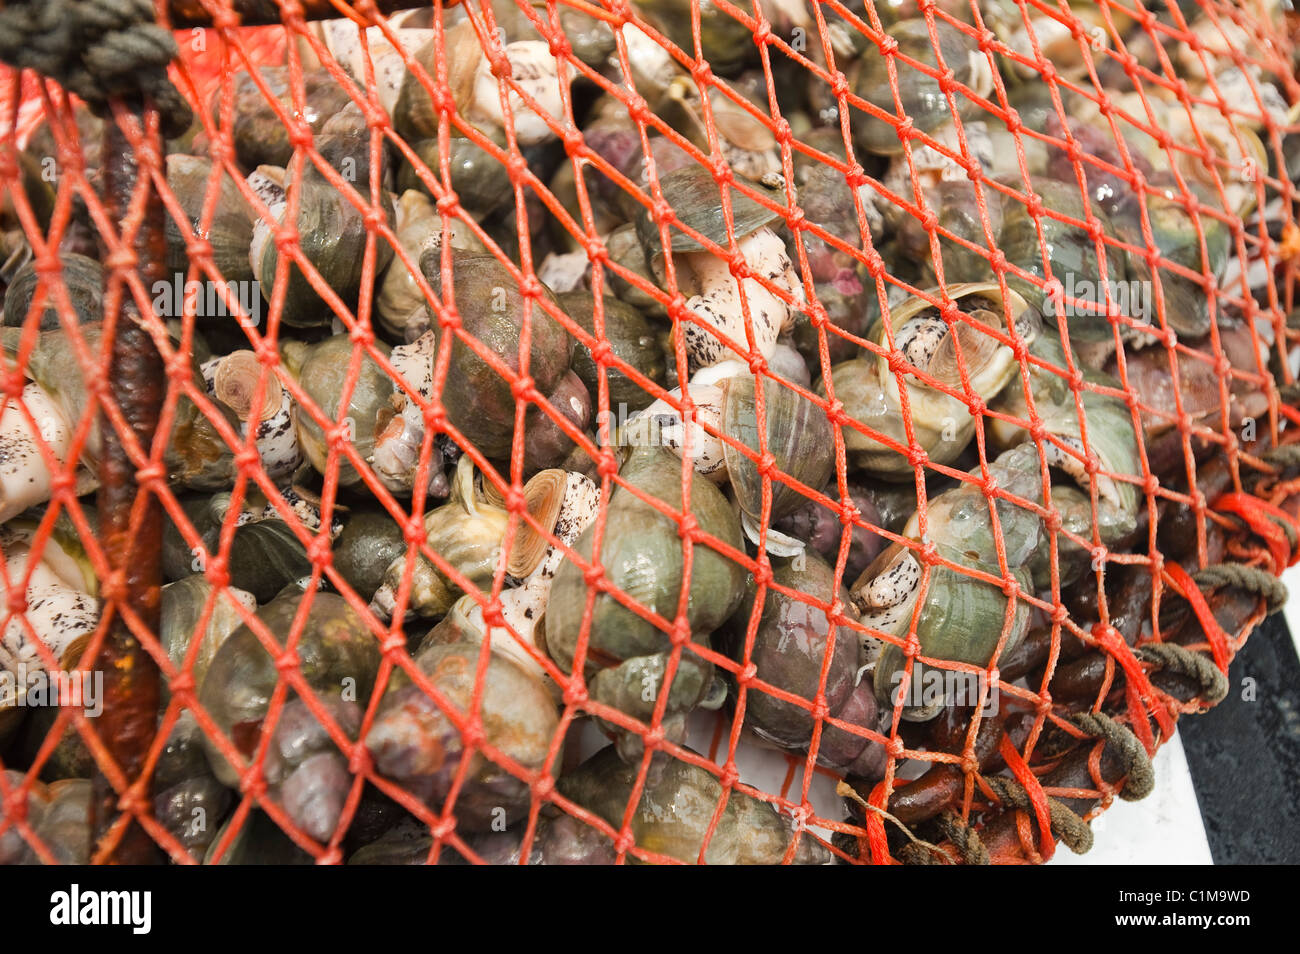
[
  {"left": 1049, "top": 732, "right": 1213, "bottom": 865},
  {"left": 1278, "top": 563, "right": 1300, "bottom": 659}
]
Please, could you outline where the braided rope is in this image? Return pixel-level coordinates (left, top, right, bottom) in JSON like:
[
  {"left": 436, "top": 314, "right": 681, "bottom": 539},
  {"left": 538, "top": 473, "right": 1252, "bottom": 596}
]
[
  {"left": 934, "top": 810, "right": 990, "bottom": 866},
  {"left": 1136, "top": 642, "right": 1231, "bottom": 705},
  {"left": 893, "top": 810, "right": 988, "bottom": 865},
  {"left": 1068, "top": 712, "right": 1156, "bottom": 802},
  {"left": 981, "top": 777, "right": 1094, "bottom": 857},
  {"left": 1260, "top": 441, "right": 1300, "bottom": 475},
  {"left": 0, "top": 0, "right": 190, "bottom": 135},
  {"left": 896, "top": 841, "right": 942, "bottom": 865},
  {"left": 1193, "top": 563, "right": 1289, "bottom": 614}
]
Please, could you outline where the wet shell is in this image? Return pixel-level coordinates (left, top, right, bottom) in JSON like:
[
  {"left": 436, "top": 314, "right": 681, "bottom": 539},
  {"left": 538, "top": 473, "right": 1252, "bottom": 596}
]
[
  {"left": 559, "top": 289, "right": 668, "bottom": 414},
  {"left": 3, "top": 253, "right": 103, "bottom": 331},
  {"left": 199, "top": 591, "right": 380, "bottom": 840},
  {"left": 248, "top": 165, "right": 395, "bottom": 329},
  {"left": 281, "top": 334, "right": 394, "bottom": 488},
  {"left": 418, "top": 250, "right": 574, "bottom": 461},
  {"left": 721, "top": 372, "right": 835, "bottom": 530},
  {"left": 161, "top": 491, "right": 315, "bottom": 604},
  {"left": 224, "top": 67, "right": 355, "bottom": 172},
  {"left": 635, "top": 164, "right": 785, "bottom": 268},
  {"left": 164, "top": 155, "right": 256, "bottom": 287},
  {"left": 850, "top": 18, "right": 992, "bottom": 157},
  {"left": 365, "top": 640, "right": 559, "bottom": 831},
  {"left": 558, "top": 747, "right": 831, "bottom": 864},
  {"left": 545, "top": 444, "right": 746, "bottom": 756}
]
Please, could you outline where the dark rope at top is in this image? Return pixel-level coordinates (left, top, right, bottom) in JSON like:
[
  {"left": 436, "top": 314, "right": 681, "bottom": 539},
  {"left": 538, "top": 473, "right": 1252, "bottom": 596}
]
[{"left": 0, "top": 0, "right": 191, "bottom": 137}]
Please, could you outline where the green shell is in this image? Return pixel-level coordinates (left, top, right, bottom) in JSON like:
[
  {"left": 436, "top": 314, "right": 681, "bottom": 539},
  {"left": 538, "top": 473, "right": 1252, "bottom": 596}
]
[
  {"left": 635, "top": 165, "right": 785, "bottom": 268},
  {"left": 198, "top": 591, "right": 380, "bottom": 789},
  {"left": 546, "top": 444, "right": 746, "bottom": 754},
  {"left": 205, "top": 811, "right": 314, "bottom": 865},
  {"left": 722, "top": 373, "right": 835, "bottom": 526},
  {"left": 851, "top": 18, "right": 986, "bottom": 156},
  {"left": 253, "top": 169, "right": 395, "bottom": 329},
  {"left": 633, "top": 0, "right": 758, "bottom": 76},
  {"left": 331, "top": 506, "right": 407, "bottom": 605},
  {"left": 989, "top": 330, "right": 1141, "bottom": 532},
  {"left": 396, "top": 133, "right": 512, "bottom": 219},
  {"left": 165, "top": 154, "right": 255, "bottom": 286},
  {"left": 547, "top": 443, "right": 747, "bottom": 669},
  {"left": 987, "top": 178, "right": 1131, "bottom": 343},
  {"left": 160, "top": 574, "right": 254, "bottom": 697},
  {"left": 872, "top": 561, "right": 1033, "bottom": 719},
  {"left": 281, "top": 334, "right": 394, "bottom": 487},
  {"left": 3, "top": 253, "right": 103, "bottom": 331},
  {"left": 1110, "top": 192, "right": 1230, "bottom": 342},
  {"left": 162, "top": 493, "right": 312, "bottom": 604},
  {"left": 559, "top": 289, "right": 667, "bottom": 413},
  {"left": 558, "top": 747, "right": 830, "bottom": 864}
]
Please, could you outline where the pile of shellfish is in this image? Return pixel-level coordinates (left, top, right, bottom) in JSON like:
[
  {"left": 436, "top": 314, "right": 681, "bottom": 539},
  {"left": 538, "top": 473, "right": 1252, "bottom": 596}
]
[{"left": 1, "top": 0, "right": 1298, "bottom": 864}]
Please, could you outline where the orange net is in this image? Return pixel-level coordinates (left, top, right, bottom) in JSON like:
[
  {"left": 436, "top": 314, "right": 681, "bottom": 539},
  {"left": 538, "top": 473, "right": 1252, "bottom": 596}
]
[{"left": 1, "top": 0, "right": 1299, "bottom": 865}]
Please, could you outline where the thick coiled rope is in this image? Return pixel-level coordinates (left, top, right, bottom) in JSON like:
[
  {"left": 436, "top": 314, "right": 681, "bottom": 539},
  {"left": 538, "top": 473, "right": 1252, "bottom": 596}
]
[
  {"left": 1068, "top": 711, "right": 1155, "bottom": 801},
  {"left": 981, "top": 776, "right": 1095, "bottom": 857},
  {"left": 1193, "top": 563, "right": 1289, "bottom": 614},
  {"left": 0, "top": 0, "right": 191, "bottom": 136},
  {"left": 1136, "top": 641, "right": 1231, "bottom": 705}
]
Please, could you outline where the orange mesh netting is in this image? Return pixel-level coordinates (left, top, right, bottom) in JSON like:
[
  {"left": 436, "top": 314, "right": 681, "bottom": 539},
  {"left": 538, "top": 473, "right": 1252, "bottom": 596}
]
[{"left": 0, "top": 0, "right": 1299, "bottom": 865}]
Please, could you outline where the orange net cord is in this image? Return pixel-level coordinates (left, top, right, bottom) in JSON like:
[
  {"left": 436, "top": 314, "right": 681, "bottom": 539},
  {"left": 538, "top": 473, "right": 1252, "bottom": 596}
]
[{"left": 0, "top": 0, "right": 1297, "bottom": 865}]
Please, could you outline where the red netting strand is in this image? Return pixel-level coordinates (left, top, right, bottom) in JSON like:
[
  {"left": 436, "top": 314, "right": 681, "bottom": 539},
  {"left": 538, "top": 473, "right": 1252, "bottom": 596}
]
[{"left": 0, "top": 0, "right": 1298, "bottom": 865}]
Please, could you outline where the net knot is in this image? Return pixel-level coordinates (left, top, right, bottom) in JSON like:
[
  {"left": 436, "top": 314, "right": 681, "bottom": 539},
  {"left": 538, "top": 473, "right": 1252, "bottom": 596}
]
[
  {"left": 0, "top": 0, "right": 192, "bottom": 137},
  {"left": 167, "top": 671, "right": 196, "bottom": 698}
]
